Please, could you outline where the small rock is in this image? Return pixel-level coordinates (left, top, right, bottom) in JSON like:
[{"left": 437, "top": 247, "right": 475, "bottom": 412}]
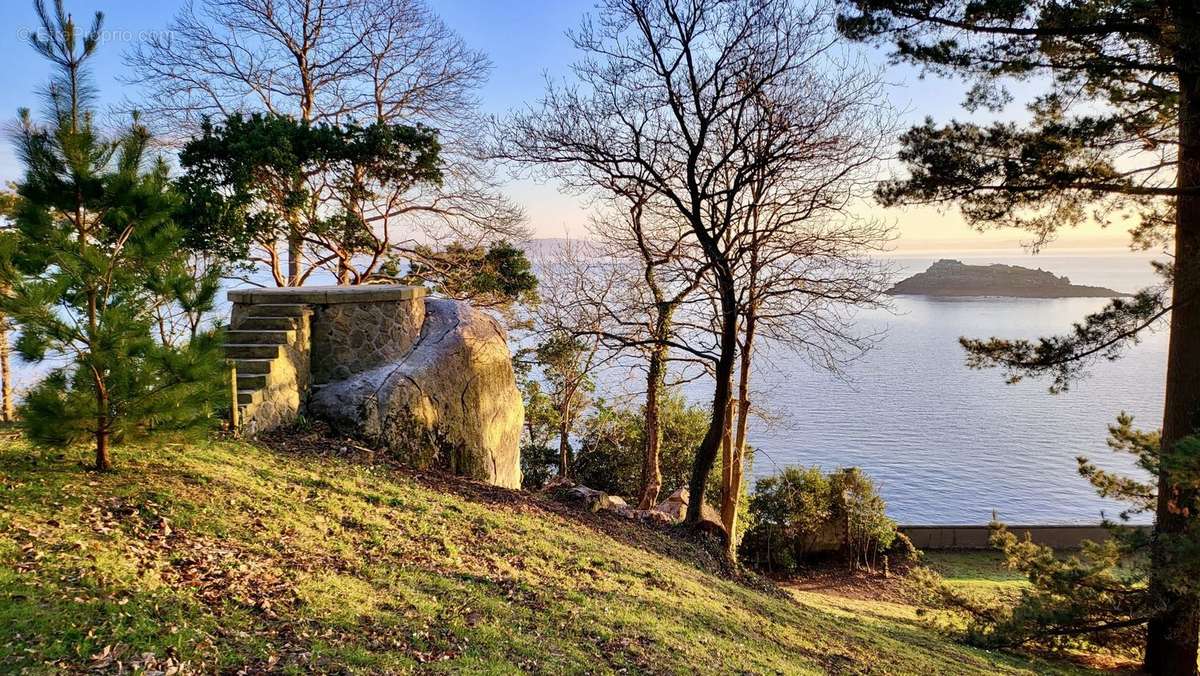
[
  {"left": 597, "top": 494, "right": 628, "bottom": 511},
  {"left": 541, "top": 475, "right": 575, "bottom": 493},
  {"left": 563, "top": 485, "right": 605, "bottom": 510},
  {"left": 652, "top": 488, "right": 689, "bottom": 521}
]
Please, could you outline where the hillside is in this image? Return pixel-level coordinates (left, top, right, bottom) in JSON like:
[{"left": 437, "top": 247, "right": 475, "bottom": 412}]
[
  {"left": 888, "top": 259, "right": 1129, "bottom": 298},
  {"left": 0, "top": 432, "right": 1091, "bottom": 674}
]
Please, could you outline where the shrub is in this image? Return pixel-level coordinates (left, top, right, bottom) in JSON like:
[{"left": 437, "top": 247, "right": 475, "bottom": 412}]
[
  {"left": 573, "top": 391, "right": 748, "bottom": 512},
  {"left": 740, "top": 465, "right": 905, "bottom": 573},
  {"left": 910, "top": 417, "right": 1197, "bottom": 658},
  {"left": 574, "top": 391, "right": 710, "bottom": 498},
  {"left": 520, "top": 443, "right": 558, "bottom": 490},
  {"left": 830, "top": 467, "right": 899, "bottom": 570}
]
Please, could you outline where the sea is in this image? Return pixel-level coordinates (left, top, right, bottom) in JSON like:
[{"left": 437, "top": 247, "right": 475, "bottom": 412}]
[{"left": 682, "top": 251, "right": 1169, "bottom": 525}]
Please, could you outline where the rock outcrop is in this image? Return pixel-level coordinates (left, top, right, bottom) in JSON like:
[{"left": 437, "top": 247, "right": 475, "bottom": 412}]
[
  {"left": 888, "top": 259, "right": 1130, "bottom": 298},
  {"left": 308, "top": 299, "right": 523, "bottom": 489}
]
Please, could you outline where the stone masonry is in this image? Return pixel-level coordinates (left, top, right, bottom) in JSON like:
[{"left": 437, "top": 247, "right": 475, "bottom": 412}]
[{"left": 226, "top": 286, "right": 426, "bottom": 431}]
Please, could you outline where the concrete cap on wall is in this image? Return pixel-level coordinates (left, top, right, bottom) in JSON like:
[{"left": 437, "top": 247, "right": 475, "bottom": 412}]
[{"left": 228, "top": 284, "right": 428, "bottom": 305}]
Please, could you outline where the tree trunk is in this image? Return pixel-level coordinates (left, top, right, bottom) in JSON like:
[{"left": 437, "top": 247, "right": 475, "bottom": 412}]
[
  {"left": 95, "top": 420, "right": 111, "bottom": 471},
  {"left": 1144, "top": 55, "right": 1200, "bottom": 676},
  {"left": 638, "top": 338, "right": 668, "bottom": 509},
  {"left": 86, "top": 287, "right": 111, "bottom": 472},
  {"left": 287, "top": 227, "right": 303, "bottom": 287},
  {"left": 686, "top": 274, "right": 738, "bottom": 524},
  {"left": 722, "top": 313, "right": 754, "bottom": 554},
  {"left": 558, "top": 400, "right": 572, "bottom": 477},
  {"left": 94, "top": 384, "right": 111, "bottom": 471},
  {"left": 0, "top": 319, "right": 12, "bottom": 422},
  {"left": 720, "top": 396, "right": 734, "bottom": 521}
]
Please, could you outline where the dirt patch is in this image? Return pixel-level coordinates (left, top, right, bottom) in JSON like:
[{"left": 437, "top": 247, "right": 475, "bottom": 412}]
[{"left": 777, "top": 564, "right": 920, "bottom": 605}]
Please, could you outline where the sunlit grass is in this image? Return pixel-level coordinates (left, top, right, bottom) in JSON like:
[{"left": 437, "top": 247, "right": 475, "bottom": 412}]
[{"left": 0, "top": 436, "right": 1100, "bottom": 673}]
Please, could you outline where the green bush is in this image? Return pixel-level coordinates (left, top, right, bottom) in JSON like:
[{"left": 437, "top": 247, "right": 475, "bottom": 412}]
[
  {"left": 740, "top": 465, "right": 907, "bottom": 573},
  {"left": 520, "top": 443, "right": 558, "bottom": 490},
  {"left": 574, "top": 391, "right": 710, "bottom": 498},
  {"left": 572, "top": 391, "right": 749, "bottom": 511}
]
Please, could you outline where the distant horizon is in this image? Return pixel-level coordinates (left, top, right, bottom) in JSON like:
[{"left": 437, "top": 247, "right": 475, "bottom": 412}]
[{"left": 520, "top": 234, "right": 1162, "bottom": 256}]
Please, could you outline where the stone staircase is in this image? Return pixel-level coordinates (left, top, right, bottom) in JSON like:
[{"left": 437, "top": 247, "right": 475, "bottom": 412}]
[{"left": 223, "top": 304, "right": 312, "bottom": 434}]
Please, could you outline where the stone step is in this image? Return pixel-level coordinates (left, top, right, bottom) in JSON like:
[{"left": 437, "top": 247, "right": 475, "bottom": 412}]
[
  {"left": 235, "top": 316, "right": 298, "bottom": 332},
  {"left": 245, "top": 303, "right": 309, "bottom": 318},
  {"left": 225, "top": 329, "right": 295, "bottom": 345},
  {"left": 224, "top": 344, "right": 284, "bottom": 360},
  {"left": 237, "top": 373, "right": 268, "bottom": 390},
  {"left": 237, "top": 389, "right": 259, "bottom": 406},
  {"left": 230, "top": 358, "right": 273, "bottom": 375}
]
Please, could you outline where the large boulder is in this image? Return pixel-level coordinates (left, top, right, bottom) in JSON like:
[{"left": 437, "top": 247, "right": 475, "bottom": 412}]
[{"left": 308, "top": 299, "right": 523, "bottom": 488}]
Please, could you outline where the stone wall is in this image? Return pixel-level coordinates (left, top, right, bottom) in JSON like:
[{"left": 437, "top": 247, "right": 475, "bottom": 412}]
[
  {"left": 900, "top": 524, "right": 1153, "bottom": 550},
  {"left": 309, "top": 296, "right": 425, "bottom": 384},
  {"left": 225, "top": 284, "right": 523, "bottom": 489},
  {"left": 229, "top": 285, "right": 427, "bottom": 385}
]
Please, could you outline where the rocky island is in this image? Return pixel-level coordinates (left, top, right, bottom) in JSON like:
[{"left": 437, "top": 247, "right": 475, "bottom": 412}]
[{"left": 888, "top": 259, "right": 1130, "bottom": 298}]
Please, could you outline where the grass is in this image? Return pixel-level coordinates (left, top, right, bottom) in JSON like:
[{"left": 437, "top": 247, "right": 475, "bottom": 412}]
[
  {"left": 923, "top": 551, "right": 1029, "bottom": 598},
  {"left": 0, "top": 433, "right": 1101, "bottom": 674}
]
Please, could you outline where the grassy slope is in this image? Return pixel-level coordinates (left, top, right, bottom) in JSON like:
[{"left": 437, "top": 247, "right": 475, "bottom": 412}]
[{"left": 0, "top": 436, "right": 1092, "bottom": 675}]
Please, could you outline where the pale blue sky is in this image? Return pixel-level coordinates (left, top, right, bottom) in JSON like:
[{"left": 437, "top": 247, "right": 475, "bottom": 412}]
[{"left": 0, "top": 0, "right": 1129, "bottom": 250}]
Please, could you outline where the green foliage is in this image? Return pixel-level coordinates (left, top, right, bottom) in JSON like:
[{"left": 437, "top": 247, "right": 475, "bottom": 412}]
[
  {"left": 836, "top": 0, "right": 1182, "bottom": 383},
  {"left": 514, "top": 332, "right": 601, "bottom": 479},
  {"left": 915, "top": 524, "right": 1148, "bottom": 655},
  {"left": 960, "top": 288, "right": 1172, "bottom": 394},
  {"left": 516, "top": 376, "right": 559, "bottom": 490},
  {"left": 21, "top": 331, "right": 228, "bottom": 448},
  {"left": 572, "top": 391, "right": 725, "bottom": 498},
  {"left": 401, "top": 240, "right": 538, "bottom": 308},
  {"left": 831, "top": 467, "right": 900, "bottom": 569},
  {"left": 837, "top": 0, "right": 1179, "bottom": 246},
  {"left": 178, "top": 112, "right": 441, "bottom": 281},
  {"left": 3, "top": 1, "right": 226, "bottom": 467},
  {"left": 915, "top": 414, "right": 1200, "bottom": 655},
  {"left": 741, "top": 466, "right": 904, "bottom": 573},
  {"left": 740, "top": 467, "right": 832, "bottom": 572}
]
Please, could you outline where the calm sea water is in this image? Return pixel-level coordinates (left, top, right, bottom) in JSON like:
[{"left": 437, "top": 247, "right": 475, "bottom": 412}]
[{"left": 710, "top": 251, "right": 1169, "bottom": 525}]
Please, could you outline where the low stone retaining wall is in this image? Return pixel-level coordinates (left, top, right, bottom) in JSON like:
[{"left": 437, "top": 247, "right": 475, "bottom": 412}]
[{"left": 901, "top": 524, "right": 1152, "bottom": 550}]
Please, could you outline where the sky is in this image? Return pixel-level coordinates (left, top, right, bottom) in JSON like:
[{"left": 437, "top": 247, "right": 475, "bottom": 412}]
[{"left": 0, "top": 0, "right": 1135, "bottom": 252}]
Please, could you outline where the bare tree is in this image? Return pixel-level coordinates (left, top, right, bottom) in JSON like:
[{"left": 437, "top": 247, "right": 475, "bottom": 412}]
[
  {"left": 585, "top": 195, "right": 707, "bottom": 508},
  {"left": 127, "top": 0, "right": 525, "bottom": 286},
  {"left": 523, "top": 242, "right": 621, "bottom": 477},
  {"left": 709, "top": 51, "right": 896, "bottom": 549},
  {"left": 500, "top": 0, "right": 889, "bottom": 525}
]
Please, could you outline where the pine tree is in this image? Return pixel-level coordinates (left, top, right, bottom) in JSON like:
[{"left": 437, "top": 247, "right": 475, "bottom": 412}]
[
  {"left": 5, "top": 0, "right": 225, "bottom": 471},
  {"left": 177, "top": 112, "right": 442, "bottom": 286},
  {"left": 837, "top": 0, "right": 1200, "bottom": 669},
  {"left": 915, "top": 414, "right": 1196, "bottom": 659}
]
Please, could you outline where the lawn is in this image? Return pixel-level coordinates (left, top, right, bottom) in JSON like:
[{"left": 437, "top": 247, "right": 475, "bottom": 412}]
[
  {"left": 923, "top": 551, "right": 1029, "bottom": 594},
  {"left": 0, "top": 432, "right": 1101, "bottom": 674}
]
